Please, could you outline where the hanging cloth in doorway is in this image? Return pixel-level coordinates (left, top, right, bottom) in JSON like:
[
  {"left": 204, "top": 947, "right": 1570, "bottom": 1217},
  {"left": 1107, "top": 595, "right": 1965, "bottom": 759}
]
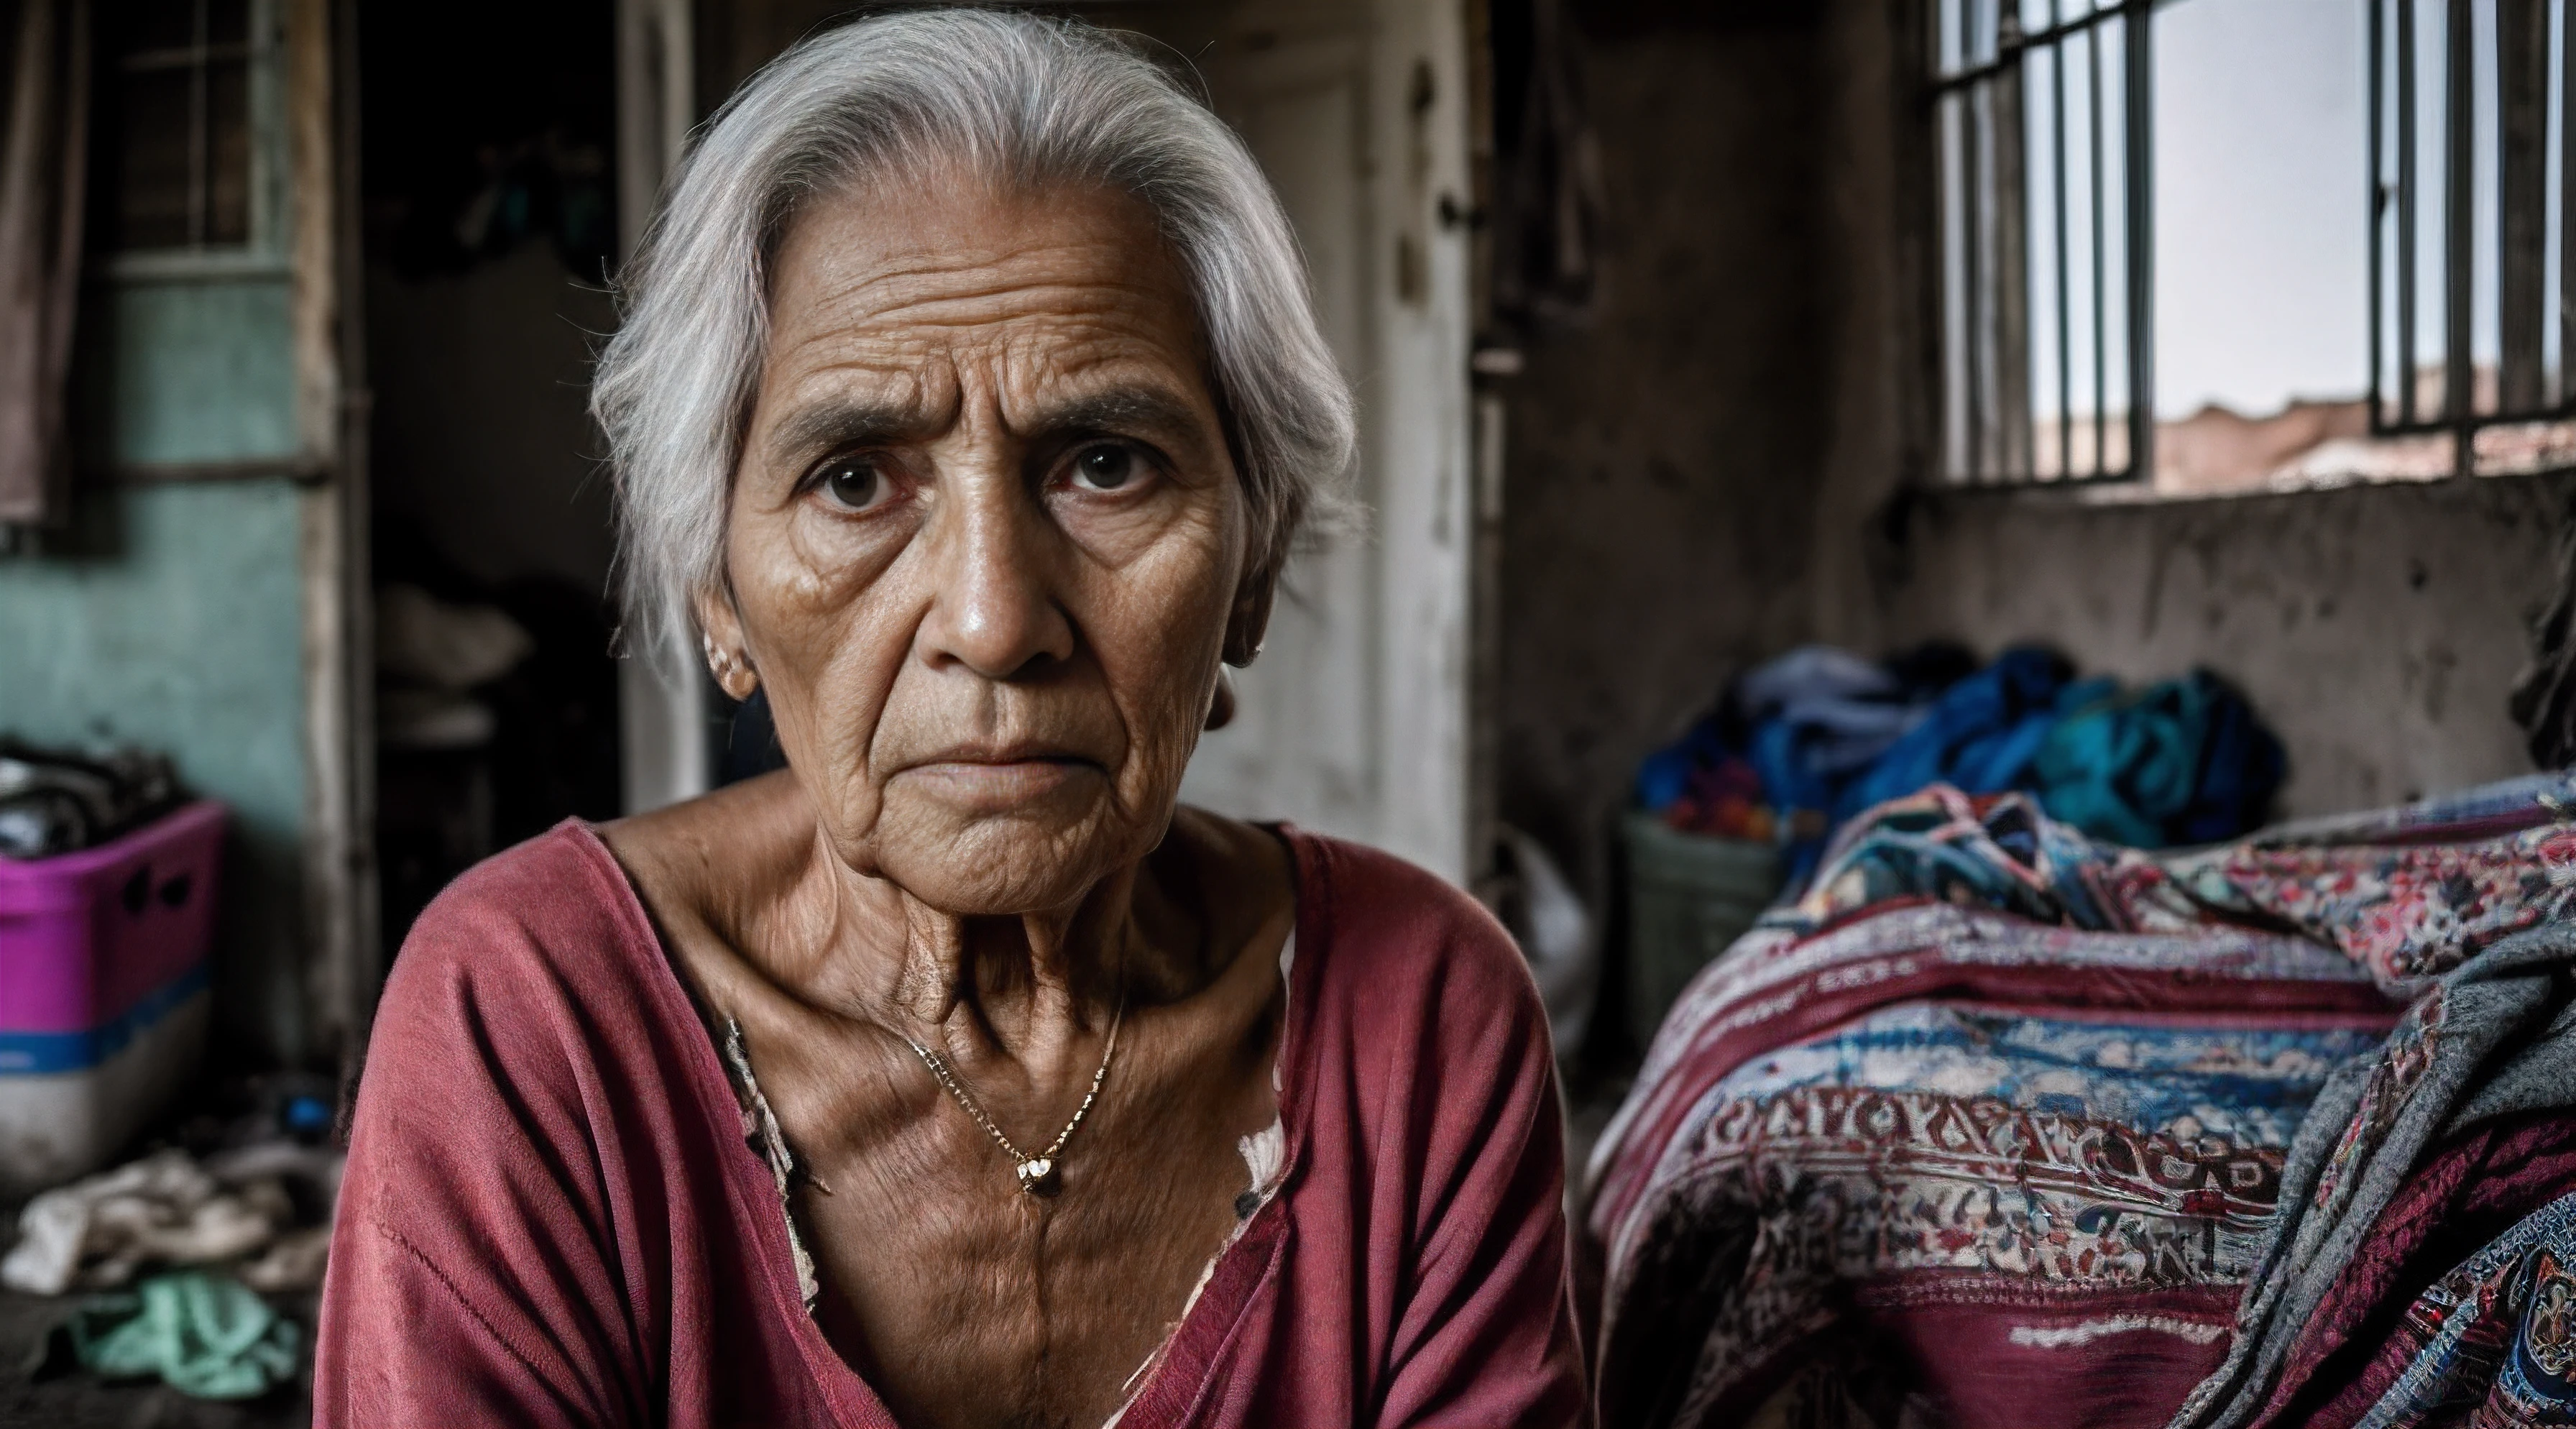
[{"left": 0, "top": 0, "right": 90, "bottom": 528}]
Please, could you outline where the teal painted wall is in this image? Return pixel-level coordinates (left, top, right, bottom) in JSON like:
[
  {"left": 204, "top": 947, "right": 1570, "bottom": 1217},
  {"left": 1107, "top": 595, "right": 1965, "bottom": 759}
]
[
  {"left": 0, "top": 482, "right": 310, "bottom": 1063},
  {"left": 74, "top": 275, "right": 301, "bottom": 469},
  {"left": 14, "top": 6, "right": 320, "bottom": 1070}
]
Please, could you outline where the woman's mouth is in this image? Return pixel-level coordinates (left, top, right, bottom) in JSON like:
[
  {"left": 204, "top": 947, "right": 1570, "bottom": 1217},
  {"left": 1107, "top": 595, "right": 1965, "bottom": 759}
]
[{"left": 895, "top": 750, "right": 1102, "bottom": 812}]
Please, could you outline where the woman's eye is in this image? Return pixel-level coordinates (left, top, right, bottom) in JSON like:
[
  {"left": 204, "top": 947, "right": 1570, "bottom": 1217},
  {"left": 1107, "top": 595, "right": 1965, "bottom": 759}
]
[
  {"left": 812, "top": 456, "right": 893, "bottom": 513},
  {"left": 1070, "top": 444, "right": 1140, "bottom": 492}
]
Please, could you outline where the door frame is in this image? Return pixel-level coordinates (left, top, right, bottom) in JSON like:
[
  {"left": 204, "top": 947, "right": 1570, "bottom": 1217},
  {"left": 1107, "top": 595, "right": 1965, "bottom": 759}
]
[{"left": 615, "top": 0, "right": 712, "bottom": 817}]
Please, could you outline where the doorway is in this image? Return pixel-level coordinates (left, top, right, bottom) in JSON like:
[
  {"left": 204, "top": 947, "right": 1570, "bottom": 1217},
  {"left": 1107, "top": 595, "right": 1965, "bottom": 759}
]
[{"left": 356, "top": 1, "right": 626, "bottom": 955}]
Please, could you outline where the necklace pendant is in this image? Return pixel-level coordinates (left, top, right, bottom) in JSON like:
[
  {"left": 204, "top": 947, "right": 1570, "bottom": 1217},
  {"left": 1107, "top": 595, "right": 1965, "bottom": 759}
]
[{"left": 1014, "top": 1157, "right": 1060, "bottom": 1196}]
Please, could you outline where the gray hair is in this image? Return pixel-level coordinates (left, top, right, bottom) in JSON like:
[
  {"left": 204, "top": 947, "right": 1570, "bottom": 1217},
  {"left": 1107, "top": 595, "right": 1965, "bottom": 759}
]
[{"left": 592, "top": 7, "right": 1357, "bottom": 661}]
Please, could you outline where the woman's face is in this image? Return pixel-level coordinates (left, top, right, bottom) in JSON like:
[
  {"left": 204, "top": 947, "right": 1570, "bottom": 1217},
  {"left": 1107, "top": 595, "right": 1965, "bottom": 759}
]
[{"left": 711, "top": 175, "right": 1250, "bottom": 914}]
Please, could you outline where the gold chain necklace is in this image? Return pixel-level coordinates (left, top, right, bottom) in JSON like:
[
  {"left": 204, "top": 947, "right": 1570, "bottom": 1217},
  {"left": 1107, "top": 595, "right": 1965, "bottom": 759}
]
[{"left": 898, "top": 998, "right": 1125, "bottom": 1196}]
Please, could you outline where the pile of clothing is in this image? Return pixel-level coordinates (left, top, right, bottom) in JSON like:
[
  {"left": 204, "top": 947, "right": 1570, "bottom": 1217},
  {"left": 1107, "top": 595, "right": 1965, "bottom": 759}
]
[
  {"left": 1635, "top": 645, "right": 2286, "bottom": 886},
  {"left": 1583, "top": 773, "right": 2576, "bottom": 1429},
  {"left": 374, "top": 581, "right": 537, "bottom": 751},
  {"left": 34, "top": 1269, "right": 302, "bottom": 1401}
]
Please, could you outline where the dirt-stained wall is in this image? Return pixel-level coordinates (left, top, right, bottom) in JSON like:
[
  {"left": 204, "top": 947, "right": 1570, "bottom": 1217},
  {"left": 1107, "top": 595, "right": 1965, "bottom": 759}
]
[
  {"left": 1863, "top": 479, "right": 2572, "bottom": 816},
  {"left": 1494, "top": 0, "right": 2570, "bottom": 921},
  {"left": 1803, "top": 0, "right": 2570, "bottom": 820},
  {"left": 1494, "top": 6, "right": 1831, "bottom": 896}
]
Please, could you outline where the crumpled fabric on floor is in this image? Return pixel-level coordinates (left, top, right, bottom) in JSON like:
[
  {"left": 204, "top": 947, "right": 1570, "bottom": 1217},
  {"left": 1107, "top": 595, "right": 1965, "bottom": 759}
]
[
  {"left": 60, "top": 1269, "right": 300, "bottom": 1400},
  {"left": 0, "top": 1146, "right": 336, "bottom": 1296}
]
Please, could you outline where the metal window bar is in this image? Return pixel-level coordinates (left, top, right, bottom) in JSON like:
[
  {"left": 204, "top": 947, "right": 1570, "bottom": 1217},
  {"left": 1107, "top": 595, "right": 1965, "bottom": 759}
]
[
  {"left": 116, "top": 0, "right": 254, "bottom": 250},
  {"left": 2372, "top": 0, "right": 2575, "bottom": 456},
  {"left": 1931, "top": 0, "right": 2158, "bottom": 487}
]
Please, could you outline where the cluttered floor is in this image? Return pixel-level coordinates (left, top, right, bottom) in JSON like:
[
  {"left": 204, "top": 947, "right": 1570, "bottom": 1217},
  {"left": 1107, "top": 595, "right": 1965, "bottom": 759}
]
[
  {"left": 0, "top": 1290, "right": 310, "bottom": 1429},
  {"left": 0, "top": 1096, "right": 334, "bottom": 1428},
  {"left": 0, "top": 748, "right": 326, "bottom": 1426},
  {"left": 0, "top": 1075, "right": 335, "bottom": 1429}
]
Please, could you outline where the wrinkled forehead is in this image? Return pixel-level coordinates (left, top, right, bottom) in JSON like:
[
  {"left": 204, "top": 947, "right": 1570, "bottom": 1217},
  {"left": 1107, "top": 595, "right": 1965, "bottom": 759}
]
[
  {"left": 755, "top": 172, "right": 1217, "bottom": 428},
  {"left": 766, "top": 170, "right": 1206, "bottom": 354},
  {"left": 752, "top": 171, "right": 1225, "bottom": 458}
]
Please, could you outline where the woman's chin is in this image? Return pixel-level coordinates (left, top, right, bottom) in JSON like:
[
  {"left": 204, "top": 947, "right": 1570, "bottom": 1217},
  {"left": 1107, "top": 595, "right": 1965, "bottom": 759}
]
[{"left": 860, "top": 781, "right": 1141, "bottom": 914}]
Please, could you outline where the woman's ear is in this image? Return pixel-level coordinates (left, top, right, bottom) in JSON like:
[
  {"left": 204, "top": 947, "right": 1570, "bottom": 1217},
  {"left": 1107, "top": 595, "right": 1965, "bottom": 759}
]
[
  {"left": 1205, "top": 666, "right": 1238, "bottom": 730},
  {"left": 1221, "top": 564, "right": 1278, "bottom": 668},
  {"left": 695, "top": 586, "right": 761, "bottom": 702}
]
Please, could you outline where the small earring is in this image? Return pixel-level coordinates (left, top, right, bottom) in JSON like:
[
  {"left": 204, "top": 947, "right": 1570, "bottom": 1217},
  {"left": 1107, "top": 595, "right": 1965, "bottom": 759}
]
[
  {"left": 705, "top": 641, "right": 758, "bottom": 701},
  {"left": 1205, "top": 666, "right": 1238, "bottom": 731}
]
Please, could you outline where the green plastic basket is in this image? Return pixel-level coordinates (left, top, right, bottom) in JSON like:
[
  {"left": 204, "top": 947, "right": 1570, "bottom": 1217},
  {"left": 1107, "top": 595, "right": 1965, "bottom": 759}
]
[{"left": 1622, "top": 813, "right": 1780, "bottom": 1050}]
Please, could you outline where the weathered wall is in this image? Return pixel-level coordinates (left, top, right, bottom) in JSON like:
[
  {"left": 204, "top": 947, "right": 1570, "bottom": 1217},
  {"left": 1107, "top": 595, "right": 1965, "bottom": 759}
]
[
  {"left": 1804, "top": 0, "right": 2567, "bottom": 820},
  {"left": 6, "top": 243, "right": 317, "bottom": 1068},
  {"left": 1868, "top": 479, "right": 2570, "bottom": 815},
  {"left": 74, "top": 279, "right": 300, "bottom": 468},
  {"left": 1494, "top": 8, "right": 1831, "bottom": 897},
  {"left": 0, "top": 482, "right": 311, "bottom": 1061}
]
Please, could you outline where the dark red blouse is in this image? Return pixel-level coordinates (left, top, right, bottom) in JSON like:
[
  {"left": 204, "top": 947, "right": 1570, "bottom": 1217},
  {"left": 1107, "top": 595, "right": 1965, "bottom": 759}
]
[{"left": 313, "top": 823, "right": 1588, "bottom": 1428}]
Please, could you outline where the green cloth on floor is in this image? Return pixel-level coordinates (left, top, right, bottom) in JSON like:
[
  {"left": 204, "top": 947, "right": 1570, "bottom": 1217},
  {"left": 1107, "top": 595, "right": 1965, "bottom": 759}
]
[{"left": 66, "top": 1270, "right": 300, "bottom": 1400}]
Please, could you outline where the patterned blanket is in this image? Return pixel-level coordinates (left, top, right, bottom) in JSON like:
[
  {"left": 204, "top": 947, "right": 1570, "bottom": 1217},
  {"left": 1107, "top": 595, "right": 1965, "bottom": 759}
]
[{"left": 1586, "top": 776, "right": 2576, "bottom": 1429}]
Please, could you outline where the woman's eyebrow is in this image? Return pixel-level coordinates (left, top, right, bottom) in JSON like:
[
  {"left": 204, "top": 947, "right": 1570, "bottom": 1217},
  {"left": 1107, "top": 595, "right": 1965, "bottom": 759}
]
[
  {"left": 763, "top": 387, "right": 1216, "bottom": 464},
  {"left": 1027, "top": 387, "right": 1208, "bottom": 444},
  {"left": 765, "top": 400, "right": 929, "bottom": 463}
]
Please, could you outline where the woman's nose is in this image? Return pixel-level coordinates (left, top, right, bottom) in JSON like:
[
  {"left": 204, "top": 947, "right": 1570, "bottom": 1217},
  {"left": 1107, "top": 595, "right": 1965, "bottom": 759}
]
[{"left": 913, "top": 478, "right": 1077, "bottom": 680}]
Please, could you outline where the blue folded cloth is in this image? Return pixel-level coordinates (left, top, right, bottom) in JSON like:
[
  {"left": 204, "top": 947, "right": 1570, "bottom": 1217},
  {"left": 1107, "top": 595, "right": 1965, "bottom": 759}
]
[
  {"left": 2033, "top": 668, "right": 2285, "bottom": 847},
  {"left": 1634, "top": 645, "right": 2288, "bottom": 896}
]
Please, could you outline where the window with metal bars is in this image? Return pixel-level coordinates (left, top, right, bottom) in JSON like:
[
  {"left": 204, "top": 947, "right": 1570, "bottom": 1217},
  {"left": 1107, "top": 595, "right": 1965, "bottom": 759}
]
[
  {"left": 1933, "top": 0, "right": 2152, "bottom": 488},
  {"left": 2372, "top": 0, "right": 2576, "bottom": 477},
  {"left": 1934, "top": 0, "right": 2575, "bottom": 493}
]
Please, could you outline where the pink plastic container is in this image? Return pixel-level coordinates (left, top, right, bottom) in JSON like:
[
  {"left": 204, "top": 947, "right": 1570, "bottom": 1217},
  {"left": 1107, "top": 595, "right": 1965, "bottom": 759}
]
[{"left": 0, "top": 801, "right": 226, "bottom": 1035}]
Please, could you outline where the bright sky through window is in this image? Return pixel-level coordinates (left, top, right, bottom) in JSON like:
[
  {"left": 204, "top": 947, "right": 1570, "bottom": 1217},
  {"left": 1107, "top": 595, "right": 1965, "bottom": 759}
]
[{"left": 2154, "top": 0, "right": 2372, "bottom": 421}]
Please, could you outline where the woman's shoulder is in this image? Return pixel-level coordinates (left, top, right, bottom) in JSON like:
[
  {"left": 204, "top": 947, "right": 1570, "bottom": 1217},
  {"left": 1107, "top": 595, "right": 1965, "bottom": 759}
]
[
  {"left": 389, "top": 819, "right": 658, "bottom": 1005},
  {"left": 1282, "top": 828, "right": 1516, "bottom": 951},
  {"left": 354, "top": 822, "right": 739, "bottom": 1200},
  {"left": 361, "top": 822, "right": 692, "bottom": 1116},
  {"left": 1273, "top": 831, "right": 1565, "bottom": 1226},
  {"left": 1278, "top": 827, "right": 1545, "bottom": 1034}
]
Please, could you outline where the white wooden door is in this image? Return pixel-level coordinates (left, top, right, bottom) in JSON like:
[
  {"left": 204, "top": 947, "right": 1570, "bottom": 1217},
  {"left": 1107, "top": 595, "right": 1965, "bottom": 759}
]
[
  {"left": 615, "top": 0, "right": 711, "bottom": 815},
  {"left": 1177, "top": 0, "right": 1478, "bottom": 882}
]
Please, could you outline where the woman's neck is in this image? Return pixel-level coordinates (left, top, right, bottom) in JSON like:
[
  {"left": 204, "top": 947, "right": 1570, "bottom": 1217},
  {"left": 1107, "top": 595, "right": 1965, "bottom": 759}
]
[
  {"left": 607, "top": 772, "right": 1289, "bottom": 1080},
  {"left": 868, "top": 853, "right": 1153, "bottom": 1058},
  {"left": 714, "top": 796, "right": 1213, "bottom": 1074}
]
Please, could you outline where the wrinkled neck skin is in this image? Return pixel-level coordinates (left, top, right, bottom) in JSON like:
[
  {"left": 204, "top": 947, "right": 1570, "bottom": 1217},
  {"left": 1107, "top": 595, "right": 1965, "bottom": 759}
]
[{"left": 696, "top": 773, "right": 1227, "bottom": 1076}]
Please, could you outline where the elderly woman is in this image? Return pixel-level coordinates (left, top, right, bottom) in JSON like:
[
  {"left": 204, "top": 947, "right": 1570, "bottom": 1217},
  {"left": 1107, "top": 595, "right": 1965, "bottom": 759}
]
[{"left": 313, "top": 11, "right": 1584, "bottom": 1428}]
